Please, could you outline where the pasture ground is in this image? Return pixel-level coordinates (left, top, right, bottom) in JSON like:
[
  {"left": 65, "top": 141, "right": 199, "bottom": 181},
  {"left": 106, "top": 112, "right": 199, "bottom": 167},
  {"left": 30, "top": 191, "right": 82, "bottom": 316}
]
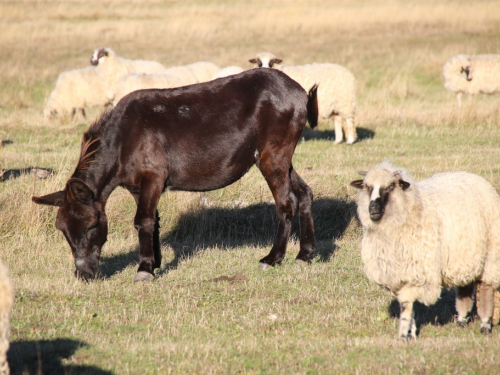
[{"left": 2, "top": 1, "right": 500, "bottom": 373}]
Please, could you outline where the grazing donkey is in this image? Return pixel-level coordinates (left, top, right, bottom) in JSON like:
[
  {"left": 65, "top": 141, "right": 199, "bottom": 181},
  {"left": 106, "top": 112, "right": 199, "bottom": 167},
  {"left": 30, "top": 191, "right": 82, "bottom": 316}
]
[{"left": 33, "top": 68, "right": 319, "bottom": 282}]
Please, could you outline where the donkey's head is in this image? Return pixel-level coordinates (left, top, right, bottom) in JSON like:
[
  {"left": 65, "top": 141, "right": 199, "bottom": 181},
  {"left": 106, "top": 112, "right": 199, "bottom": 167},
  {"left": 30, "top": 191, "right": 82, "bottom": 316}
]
[{"left": 33, "top": 179, "right": 108, "bottom": 281}]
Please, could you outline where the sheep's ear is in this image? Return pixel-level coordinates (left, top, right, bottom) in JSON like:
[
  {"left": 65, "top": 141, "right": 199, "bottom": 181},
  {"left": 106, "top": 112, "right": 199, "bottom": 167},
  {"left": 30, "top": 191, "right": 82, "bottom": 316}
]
[
  {"left": 272, "top": 58, "right": 283, "bottom": 64},
  {"left": 399, "top": 180, "right": 411, "bottom": 190},
  {"left": 32, "top": 190, "right": 65, "bottom": 207},
  {"left": 350, "top": 180, "right": 364, "bottom": 189},
  {"left": 249, "top": 58, "right": 257, "bottom": 64},
  {"left": 358, "top": 171, "right": 368, "bottom": 176}
]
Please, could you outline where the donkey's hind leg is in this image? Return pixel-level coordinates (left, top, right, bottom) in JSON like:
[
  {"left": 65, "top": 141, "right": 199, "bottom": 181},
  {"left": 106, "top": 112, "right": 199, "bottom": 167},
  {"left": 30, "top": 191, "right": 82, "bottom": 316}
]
[
  {"left": 257, "top": 156, "right": 298, "bottom": 269},
  {"left": 289, "top": 168, "right": 315, "bottom": 264}
]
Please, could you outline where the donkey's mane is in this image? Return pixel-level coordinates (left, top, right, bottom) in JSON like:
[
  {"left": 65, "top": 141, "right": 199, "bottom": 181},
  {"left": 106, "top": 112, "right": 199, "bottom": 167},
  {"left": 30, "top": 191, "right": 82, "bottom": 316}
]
[{"left": 73, "top": 110, "right": 113, "bottom": 178}]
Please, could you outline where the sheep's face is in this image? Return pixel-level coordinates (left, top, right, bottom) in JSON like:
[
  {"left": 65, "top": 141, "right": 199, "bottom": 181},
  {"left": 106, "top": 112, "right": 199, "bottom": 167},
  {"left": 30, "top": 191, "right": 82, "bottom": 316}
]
[
  {"left": 460, "top": 66, "right": 472, "bottom": 81},
  {"left": 249, "top": 53, "right": 283, "bottom": 68},
  {"left": 90, "top": 48, "right": 109, "bottom": 66},
  {"left": 351, "top": 169, "right": 410, "bottom": 223}
]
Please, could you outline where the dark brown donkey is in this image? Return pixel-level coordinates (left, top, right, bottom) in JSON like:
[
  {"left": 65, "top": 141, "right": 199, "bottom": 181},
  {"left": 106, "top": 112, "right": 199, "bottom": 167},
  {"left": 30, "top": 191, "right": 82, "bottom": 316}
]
[{"left": 32, "top": 68, "right": 318, "bottom": 282}]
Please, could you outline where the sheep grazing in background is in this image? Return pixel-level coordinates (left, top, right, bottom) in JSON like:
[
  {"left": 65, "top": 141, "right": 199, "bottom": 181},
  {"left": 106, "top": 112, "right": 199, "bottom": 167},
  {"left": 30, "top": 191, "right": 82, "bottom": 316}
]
[
  {"left": 211, "top": 66, "right": 245, "bottom": 80},
  {"left": 90, "top": 47, "right": 168, "bottom": 102},
  {"left": 351, "top": 161, "right": 500, "bottom": 338},
  {"left": 443, "top": 54, "right": 500, "bottom": 106},
  {"left": 184, "top": 61, "right": 220, "bottom": 83},
  {"left": 43, "top": 66, "right": 110, "bottom": 121},
  {"left": 249, "top": 52, "right": 357, "bottom": 144},
  {"left": 0, "top": 260, "right": 13, "bottom": 375},
  {"left": 113, "top": 72, "right": 185, "bottom": 105}
]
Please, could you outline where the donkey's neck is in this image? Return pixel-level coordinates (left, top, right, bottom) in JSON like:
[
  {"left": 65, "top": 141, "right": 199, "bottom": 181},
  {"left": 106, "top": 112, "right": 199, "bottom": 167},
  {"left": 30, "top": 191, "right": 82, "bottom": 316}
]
[{"left": 71, "top": 112, "right": 120, "bottom": 204}]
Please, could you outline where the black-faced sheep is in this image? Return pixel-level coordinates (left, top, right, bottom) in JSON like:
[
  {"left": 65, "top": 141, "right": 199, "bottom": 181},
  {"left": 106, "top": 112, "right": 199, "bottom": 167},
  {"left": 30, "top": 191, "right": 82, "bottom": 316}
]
[
  {"left": 43, "top": 66, "right": 110, "bottom": 121},
  {"left": 443, "top": 54, "right": 500, "bottom": 106},
  {"left": 0, "top": 260, "right": 13, "bottom": 375},
  {"left": 249, "top": 52, "right": 357, "bottom": 144},
  {"left": 351, "top": 162, "right": 500, "bottom": 338}
]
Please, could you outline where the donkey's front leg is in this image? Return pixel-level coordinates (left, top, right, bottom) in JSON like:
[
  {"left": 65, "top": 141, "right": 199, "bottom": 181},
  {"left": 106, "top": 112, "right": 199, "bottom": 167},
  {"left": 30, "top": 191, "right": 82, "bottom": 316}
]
[{"left": 133, "top": 178, "right": 163, "bottom": 282}]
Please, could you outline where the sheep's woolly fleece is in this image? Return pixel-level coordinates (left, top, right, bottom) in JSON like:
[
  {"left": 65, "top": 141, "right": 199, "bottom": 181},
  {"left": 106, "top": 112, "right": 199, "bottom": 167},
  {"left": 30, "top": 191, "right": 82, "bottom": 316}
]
[{"left": 356, "top": 161, "right": 500, "bottom": 306}]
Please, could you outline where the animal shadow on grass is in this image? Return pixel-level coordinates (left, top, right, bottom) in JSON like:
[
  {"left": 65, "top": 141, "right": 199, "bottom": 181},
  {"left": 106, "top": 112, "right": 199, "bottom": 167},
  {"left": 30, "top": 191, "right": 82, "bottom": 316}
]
[
  {"left": 0, "top": 167, "right": 55, "bottom": 182},
  {"left": 388, "top": 288, "right": 467, "bottom": 335},
  {"left": 301, "top": 127, "right": 375, "bottom": 143},
  {"left": 99, "top": 198, "right": 356, "bottom": 278},
  {"left": 8, "top": 338, "right": 113, "bottom": 375}
]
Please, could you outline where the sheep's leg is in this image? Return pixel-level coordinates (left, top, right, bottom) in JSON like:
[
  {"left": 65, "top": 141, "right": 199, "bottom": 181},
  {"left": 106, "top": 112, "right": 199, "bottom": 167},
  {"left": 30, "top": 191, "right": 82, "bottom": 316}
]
[
  {"left": 333, "top": 115, "right": 344, "bottom": 144},
  {"left": 456, "top": 92, "right": 463, "bottom": 107},
  {"left": 476, "top": 281, "right": 494, "bottom": 334},
  {"left": 344, "top": 116, "right": 357, "bottom": 145},
  {"left": 398, "top": 301, "right": 416, "bottom": 339},
  {"left": 456, "top": 283, "right": 475, "bottom": 327}
]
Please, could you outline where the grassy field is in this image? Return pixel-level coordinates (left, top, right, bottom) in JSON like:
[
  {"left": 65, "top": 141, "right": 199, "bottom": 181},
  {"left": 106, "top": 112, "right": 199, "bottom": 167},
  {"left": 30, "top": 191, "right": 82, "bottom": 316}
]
[{"left": 2, "top": 0, "right": 500, "bottom": 373}]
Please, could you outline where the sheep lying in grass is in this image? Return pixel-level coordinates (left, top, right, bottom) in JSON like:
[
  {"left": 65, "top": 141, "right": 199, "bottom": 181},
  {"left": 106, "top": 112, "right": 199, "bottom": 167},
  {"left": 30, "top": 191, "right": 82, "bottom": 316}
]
[
  {"left": 90, "top": 47, "right": 168, "bottom": 101},
  {"left": 43, "top": 66, "right": 110, "bottom": 121},
  {"left": 351, "top": 162, "right": 500, "bottom": 338},
  {"left": 443, "top": 54, "right": 500, "bottom": 106},
  {"left": 249, "top": 52, "right": 357, "bottom": 144},
  {"left": 113, "top": 72, "right": 185, "bottom": 105},
  {"left": 211, "top": 66, "right": 245, "bottom": 80},
  {"left": 0, "top": 260, "right": 13, "bottom": 375}
]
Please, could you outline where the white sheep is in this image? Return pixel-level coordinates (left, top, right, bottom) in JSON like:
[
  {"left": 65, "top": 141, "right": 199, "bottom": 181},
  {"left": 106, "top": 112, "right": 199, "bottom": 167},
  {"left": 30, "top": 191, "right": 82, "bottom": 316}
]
[
  {"left": 90, "top": 47, "right": 168, "bottom": 101},
  {"left": 43, "top": 66, "right": 110, "bottom": 121},
  {"left": 184, "top": 61, "right": 221, "bottom": 83},
  {"left": 443, "top": 54, "right": 500, "bottom": 106},
  {"left": 249, "top": 52, "right": 357, "bottom": 144},
  {"left": 211, "top": 66, "right": 245, "bottom": 80},
  {"left": 351, "top": 161, "right": 500, "bottom": 338},
  {"left": 0, "top": 260, "right": 13, "bottom": 375},
  {"left": 113, "top": 72, "right": 185, "bottom": 105}
]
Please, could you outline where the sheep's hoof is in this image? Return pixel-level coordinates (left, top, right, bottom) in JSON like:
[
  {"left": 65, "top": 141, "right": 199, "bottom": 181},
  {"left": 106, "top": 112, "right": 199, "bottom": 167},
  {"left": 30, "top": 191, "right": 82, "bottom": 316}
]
[
  {"left": 133, "top": 271, "right": 155, "bottom": 282},
  {"left": 258, "top": 262, "right": 272, "bottom": 271},
  {"left": 457, "top": 320, "right": 468, "bottom": 328},
  {"left": 480, "top": 326, "right": 492, "bottom": 335}
]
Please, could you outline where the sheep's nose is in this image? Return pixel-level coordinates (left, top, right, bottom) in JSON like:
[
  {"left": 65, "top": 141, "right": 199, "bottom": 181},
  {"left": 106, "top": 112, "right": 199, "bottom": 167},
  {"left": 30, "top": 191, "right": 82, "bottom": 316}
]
[{"left": 369, "top": 199, "right": 384, "bottom": 222}]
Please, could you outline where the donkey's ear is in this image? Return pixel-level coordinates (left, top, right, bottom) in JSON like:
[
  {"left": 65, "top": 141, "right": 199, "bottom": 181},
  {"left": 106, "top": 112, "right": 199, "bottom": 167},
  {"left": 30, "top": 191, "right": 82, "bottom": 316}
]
[
  {"left": 350, "top": 180, "right": 365, "bottom": 189},
  {"left": 69, "top": 179, "right": 94, "bottom": 204},
  {"left": 399, "top": 180, "right": 411, "bottom": 190},
  {"left": 32, "top": 191, "right": 65, "bottom": 207}
]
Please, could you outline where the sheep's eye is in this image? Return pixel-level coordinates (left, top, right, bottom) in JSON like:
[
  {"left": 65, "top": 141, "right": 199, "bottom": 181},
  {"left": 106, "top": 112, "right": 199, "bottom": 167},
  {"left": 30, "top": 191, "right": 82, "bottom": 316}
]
[
  {"left": 269, "top": 62, "right": 274, "bottom": 67},
  {"left": 258, "top": 61, "right": 262, "bottom": 67},
  {"left": 367, "top": 186, "right": 373, "bottom": 193},
  {"left": 388, "top": 182, "right": 396, "bottom": 191}
]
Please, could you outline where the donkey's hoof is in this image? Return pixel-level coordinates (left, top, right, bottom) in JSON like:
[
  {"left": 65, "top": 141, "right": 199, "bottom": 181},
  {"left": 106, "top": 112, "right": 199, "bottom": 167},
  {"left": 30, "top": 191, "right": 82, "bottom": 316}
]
[
  {"left": 258, "top": 262, "right": 272, "bottom": 271},
  {"left": 133, "top": 271, "right": 155, "bottom": 282}
]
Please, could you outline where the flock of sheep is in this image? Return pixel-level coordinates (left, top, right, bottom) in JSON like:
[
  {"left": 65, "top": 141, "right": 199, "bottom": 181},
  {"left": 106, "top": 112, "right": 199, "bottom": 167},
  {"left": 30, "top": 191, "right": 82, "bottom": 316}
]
[{"left": 2, "top": 49, "right": 500, "bottom": 372}]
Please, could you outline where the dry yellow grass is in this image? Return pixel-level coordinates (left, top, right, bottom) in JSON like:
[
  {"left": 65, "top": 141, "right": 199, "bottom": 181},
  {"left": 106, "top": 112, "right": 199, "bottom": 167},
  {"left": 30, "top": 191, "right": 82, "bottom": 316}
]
[{"left": 2, "top": 0, "right": 500, "bottom": 373}]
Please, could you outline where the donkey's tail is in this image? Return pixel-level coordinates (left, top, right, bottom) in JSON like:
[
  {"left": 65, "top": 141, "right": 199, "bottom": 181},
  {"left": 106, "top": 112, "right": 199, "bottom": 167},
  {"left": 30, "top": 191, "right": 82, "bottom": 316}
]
[{"left": 306, "top": 84, "right": 319, "bottom": 129}]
